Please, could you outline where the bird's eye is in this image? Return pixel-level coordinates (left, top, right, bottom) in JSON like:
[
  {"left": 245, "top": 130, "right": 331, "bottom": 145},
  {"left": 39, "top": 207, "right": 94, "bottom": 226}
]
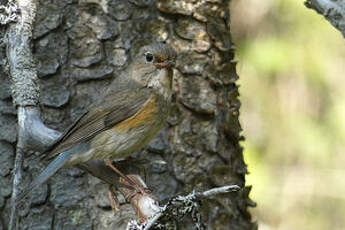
[{"left": 145, "top": 52, "right": 154, "bottom": 62}]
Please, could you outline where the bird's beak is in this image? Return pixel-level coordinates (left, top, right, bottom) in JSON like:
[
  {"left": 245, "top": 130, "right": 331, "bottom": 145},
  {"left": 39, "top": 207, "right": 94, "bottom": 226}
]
[
  {"left": 166, "top": 60, "right": 176, "bottom": 68},
  {"left": 155, "top": 60, "right": 176, "bottom": 69}
]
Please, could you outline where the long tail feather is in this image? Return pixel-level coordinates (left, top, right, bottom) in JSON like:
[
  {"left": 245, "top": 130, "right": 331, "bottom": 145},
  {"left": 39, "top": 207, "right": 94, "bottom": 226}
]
[{"left": 16, "top": 149, "right": 74, "bottom": 203}]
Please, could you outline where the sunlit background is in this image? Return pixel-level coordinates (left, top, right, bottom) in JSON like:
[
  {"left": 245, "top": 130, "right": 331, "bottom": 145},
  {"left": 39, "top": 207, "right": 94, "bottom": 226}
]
[{"left": 230, "top": 0, "right": 345, "bottom": 229}]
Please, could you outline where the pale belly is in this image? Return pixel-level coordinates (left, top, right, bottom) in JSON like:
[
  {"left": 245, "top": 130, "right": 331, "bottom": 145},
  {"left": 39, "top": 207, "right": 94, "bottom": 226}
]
[{"left": 92, "top": 120, "right": 165, "bottom": 159}]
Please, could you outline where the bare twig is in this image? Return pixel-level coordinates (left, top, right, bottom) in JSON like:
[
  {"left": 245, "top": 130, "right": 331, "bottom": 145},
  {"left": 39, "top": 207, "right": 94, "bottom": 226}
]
[
  {"left": 197, "top": 185, "right": 240, "bottom": 198},
  {"left": 0, "top": 0, "right": 18, "bottom": 25},
  {"left": 305, "top": 0, "right": 345, "bottom": 38},
  {"left": 126, "top": 185, "right": 241, "bottom": 230},
  {"left": 5, "top": 0, "right": 62, "bottom": 229},
  {"left": 8, "top": 147, "right": 23, "bottom": 230},
  {"left": 6, "top": 0, "right": 39, "bottom": 228},
  {"left": 16, "top": 106, "right": 62, "bottom": 152}
]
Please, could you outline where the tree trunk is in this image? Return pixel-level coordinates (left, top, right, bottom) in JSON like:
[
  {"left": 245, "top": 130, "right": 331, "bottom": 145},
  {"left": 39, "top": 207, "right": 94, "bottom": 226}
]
[{"left": 0, "top": 0, "right": 255, "bottom": 229}]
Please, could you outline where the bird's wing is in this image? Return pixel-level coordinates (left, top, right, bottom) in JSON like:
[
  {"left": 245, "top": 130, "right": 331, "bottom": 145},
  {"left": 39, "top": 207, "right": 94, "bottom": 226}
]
[{"left": 44, "top": 85, "right": 151, "bottom": 159}]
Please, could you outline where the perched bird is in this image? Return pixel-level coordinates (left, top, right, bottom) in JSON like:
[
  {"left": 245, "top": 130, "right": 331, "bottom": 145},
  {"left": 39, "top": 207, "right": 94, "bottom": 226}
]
[{"left": 17, "top": 42, "right": 177, "bottom": 202}]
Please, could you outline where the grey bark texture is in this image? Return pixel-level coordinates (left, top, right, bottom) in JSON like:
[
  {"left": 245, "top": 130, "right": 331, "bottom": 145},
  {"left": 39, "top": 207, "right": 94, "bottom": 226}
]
[
  {"left": 0, "top": 0, "right": 256, "bottom": 229},
  {"left": 305, "top": 0, "right": 345, "bottom": 38}
]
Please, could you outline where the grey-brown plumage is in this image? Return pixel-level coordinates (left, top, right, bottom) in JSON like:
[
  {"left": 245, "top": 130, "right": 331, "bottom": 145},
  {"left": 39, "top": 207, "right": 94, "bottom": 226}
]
[{"left": 17, "top": 43, "right": 177, "bottom": 202}]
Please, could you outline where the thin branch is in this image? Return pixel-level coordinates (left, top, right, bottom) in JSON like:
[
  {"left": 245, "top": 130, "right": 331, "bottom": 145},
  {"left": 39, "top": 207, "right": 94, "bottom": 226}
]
[
  {"left": 126, "top": 185, "right": 241, "bottom": 230},
  {"left": 305, "top": 0, "right": 345, "bottom": 38},
  {"left": 5, "top": 0, "right": 61, "bottom": 229},
  {"left": 8, "top": 147, "right": 23, "bottom": 230},
  {"left": 16, "top": 107, "right": 62, "bottom": 152},
  {"left": 197, "top": 185, "right": 240, "bottom": 198},
  {"left": 0, "top": 0, "right": 18, "bottom": 25},
  {"left": 6, "top": 0, "right": 38, "bottom": 228}
]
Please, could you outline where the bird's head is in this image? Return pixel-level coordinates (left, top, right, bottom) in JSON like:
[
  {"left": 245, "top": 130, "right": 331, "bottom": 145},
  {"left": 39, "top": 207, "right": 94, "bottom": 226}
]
[{"left": 131, "top": 43, "right": 177, "bottom": 97}]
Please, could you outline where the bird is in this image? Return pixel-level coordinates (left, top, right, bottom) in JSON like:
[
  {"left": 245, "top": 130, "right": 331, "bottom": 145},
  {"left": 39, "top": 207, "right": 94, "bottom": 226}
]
[{"left": 16, "top": 42, "right": 177, "bottom": 203}]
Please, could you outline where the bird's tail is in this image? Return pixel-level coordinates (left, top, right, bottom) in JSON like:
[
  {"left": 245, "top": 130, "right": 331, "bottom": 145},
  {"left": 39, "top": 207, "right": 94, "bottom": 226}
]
[{"left": 16, "top": 149, "right": 75, "bottom": 204}]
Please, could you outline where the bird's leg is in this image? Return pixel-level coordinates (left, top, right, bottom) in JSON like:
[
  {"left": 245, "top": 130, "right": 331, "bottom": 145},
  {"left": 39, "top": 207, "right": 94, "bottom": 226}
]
[
  {"left": 104, "top": 159, "right": 147, "bottom": 194},
  {"left": 108, "top": 185, "right": 120, "bottom": 213}
]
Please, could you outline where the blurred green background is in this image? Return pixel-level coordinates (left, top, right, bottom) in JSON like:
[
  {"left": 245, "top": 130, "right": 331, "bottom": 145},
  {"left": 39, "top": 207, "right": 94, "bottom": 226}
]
[{"left": 230, "top": 0, "right": 345, "bottom": 229}]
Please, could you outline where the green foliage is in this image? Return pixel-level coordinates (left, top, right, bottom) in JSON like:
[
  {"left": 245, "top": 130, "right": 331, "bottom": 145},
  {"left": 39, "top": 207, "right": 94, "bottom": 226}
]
[{"left": 231, "top": 0, "right": 345, "bottom": 229}]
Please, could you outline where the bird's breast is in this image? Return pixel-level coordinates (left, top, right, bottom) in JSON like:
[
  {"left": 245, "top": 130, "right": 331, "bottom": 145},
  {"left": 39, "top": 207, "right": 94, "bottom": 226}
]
[
  {"left": 91, "top": 94, "right": 170, "bottom": 159},
  {"left": 114, "top": 95, "right": 158, "bottom": 132}
]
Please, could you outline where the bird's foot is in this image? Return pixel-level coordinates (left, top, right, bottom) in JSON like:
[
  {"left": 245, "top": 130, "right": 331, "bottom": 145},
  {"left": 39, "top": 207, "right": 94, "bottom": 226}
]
[
  {"left": 104, "top": 159, "right": 149, "bottom": 195},
  {"left": 108, "top": 186, "right": 121, "bottom": 213},
  {"left": 119, "top": 174, "right": 151, "bottom": 196}
]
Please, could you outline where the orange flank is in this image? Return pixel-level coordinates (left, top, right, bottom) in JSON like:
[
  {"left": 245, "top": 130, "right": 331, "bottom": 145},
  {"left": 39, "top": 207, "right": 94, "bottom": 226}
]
[{"left": 114, "top": 96, "right": 158, "bottom": 132}]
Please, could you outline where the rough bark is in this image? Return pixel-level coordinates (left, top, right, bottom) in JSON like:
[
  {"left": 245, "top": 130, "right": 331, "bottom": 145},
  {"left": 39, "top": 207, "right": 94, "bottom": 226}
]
[
  {"left": 305, "top": 0, "right": 345, "bottom": 38},
  {"left": 0, "top": 0, "right": 255, "bottom": 229}
]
